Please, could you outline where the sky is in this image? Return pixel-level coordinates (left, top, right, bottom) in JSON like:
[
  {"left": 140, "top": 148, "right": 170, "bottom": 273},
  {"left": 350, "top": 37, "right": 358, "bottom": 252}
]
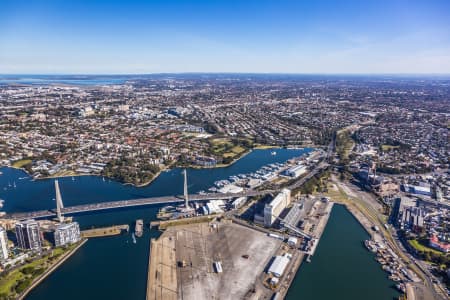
[{"left": 1, "top": 0, "right": 450, "bottom": 74}]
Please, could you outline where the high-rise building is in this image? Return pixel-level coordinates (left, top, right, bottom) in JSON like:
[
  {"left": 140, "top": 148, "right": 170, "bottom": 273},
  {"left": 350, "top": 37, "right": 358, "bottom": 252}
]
[
  {"left": 264, "top": 189, "right": 291, "bottom": 227},
  {"left": 15, "top": 219, "right": 42, "bottom": 251},
  {"left": 0, "top": 226, "right": 9, "bottom": 261},
  {"left": 54, "top": 222, "right": 80, "bottom": 247}
]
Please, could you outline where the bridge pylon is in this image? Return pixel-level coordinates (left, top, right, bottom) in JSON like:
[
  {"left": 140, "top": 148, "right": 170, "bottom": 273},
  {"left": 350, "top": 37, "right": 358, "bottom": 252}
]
[
  {"left": 183, "top": 169, "right": 189, "bottom": 208},
  {"left": 54, "top": 180, "right": 64, "bottom": 223}
]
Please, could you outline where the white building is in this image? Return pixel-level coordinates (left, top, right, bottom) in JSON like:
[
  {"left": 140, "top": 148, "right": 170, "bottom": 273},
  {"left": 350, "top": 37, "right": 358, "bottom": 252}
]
[
  {"left": 54, "top": 222, "right": 81, "bottom": 247},
  {"left": 268, "top": 254, "right": 291, "bottom": 278},
  {"left": 264, "top": 189, "right": 291, "bottom": 227},
  {"left": 283, "top": 164, "right": 308, "bottom": 178},
  {"left": 0, "top": 226, "right": 9, "bottom": 261},
  {"left": 231, "top": 197, "right": 247, "bottom": 209}
]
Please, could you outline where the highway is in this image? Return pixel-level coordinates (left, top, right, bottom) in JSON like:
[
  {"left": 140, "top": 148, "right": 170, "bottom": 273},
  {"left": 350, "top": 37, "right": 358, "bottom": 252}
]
[{"left": 7, "top": 190, "right": 272, "bottom": 220}]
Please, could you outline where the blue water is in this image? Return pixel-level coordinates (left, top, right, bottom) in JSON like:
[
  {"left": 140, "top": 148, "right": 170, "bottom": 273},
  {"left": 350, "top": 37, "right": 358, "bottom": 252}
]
[
  {"left": 0, "top": 75, "right": 128, "bottom": 86},
  {"left": 0, "top": 148, "right": 310, "bottom": 300}
]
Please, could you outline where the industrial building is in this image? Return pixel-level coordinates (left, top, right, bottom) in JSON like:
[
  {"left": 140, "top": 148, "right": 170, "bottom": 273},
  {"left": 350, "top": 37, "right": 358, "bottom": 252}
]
[
  {"left": 401, "top": 207, "right": 426, "bottom": 230},
  {"left": 231, "top": 197, "right": 247, "bottom": 209},
  {"left": 0, "top": 226, "right": 9, "bottom": 261},
  {"left": 402, "top": 184, "right": 432, "bottom": 197},
  {"left": 267, "top": 253, "right": 291, "bottom": 278},
  {"left": 264, "top": 189, "right": 291, "bottom": 227},
  {"left": 15, "top": 219, "right": 42, "bottom": 251},
  {"left": 283, "top": 164, "right": 307, "bottom": 178},
  {"left": 54, "top": 222, "right": 81, "bottom": 247},
  {"left": 202, "top": 200, "right": 225, "bottom": 215}
]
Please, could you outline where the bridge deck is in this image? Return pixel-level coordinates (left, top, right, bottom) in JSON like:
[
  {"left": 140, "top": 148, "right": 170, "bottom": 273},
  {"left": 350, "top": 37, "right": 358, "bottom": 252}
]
[{"left": 7, "top": 191, "right": 270, "bottom": 220}]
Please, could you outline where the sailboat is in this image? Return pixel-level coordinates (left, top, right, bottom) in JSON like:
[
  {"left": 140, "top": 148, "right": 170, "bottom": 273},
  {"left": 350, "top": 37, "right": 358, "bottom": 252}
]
[
  {"left": 72, "top": 176, "right": 75, "bottom": 181},
  {"left": 132, "top": 233, "right": 137, "bottom": 244},
  {"left": 13, "top": 181, "right": 16, "bottom": 188}
]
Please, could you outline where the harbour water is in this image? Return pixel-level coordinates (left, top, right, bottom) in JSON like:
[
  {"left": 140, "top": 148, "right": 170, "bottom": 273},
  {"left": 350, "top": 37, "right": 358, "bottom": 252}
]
[
  {"left": 286, "top": 205, "right": 400, "bottom": 300},
  {"left": 0, "top": 148, "right": 399, "bottom": 300}
]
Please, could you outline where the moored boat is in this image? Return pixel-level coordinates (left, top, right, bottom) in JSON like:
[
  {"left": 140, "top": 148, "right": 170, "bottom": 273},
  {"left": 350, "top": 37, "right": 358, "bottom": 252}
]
[{"left": 135, "top": 219, "right": 144, "bottom": 237}]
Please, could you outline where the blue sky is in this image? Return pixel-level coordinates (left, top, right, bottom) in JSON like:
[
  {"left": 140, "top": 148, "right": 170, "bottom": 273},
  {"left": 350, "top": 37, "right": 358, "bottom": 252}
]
[{"left": 1, "top": 0, "right": 450, "bottom": 74}]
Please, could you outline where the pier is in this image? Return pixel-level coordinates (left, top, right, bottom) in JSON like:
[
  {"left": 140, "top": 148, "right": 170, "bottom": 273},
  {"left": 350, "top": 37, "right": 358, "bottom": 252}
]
[{"left": 80, "top": 225, "right": 129, "bottom": 238}]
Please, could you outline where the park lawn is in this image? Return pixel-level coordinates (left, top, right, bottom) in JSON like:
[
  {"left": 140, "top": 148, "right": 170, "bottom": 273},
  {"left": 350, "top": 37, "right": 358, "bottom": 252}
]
[
  {"left": 408, "top": 239, "right": 443, "bottom": 255},
  {"left": 231, "top": 145, "right": 246, "bottom": 154},
  {"left": 381, "top": 144, "right": 400, "bottom": 151},
  {"left": 0, "top": 269, "right": 24, "bottom": 295},
  {"left": 11, "top": 159, "right": 32, "bottom": 168},
  {"left": 210, "top": 138, "right": 232, "bottom": 146}
]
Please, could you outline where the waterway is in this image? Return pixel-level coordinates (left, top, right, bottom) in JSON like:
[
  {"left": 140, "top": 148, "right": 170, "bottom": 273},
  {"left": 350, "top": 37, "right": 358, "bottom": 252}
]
[
  {"left": 0, "top": 148, "right": 399, "bottom": 300},
  {"left": 286, "top": 204, "right": 400, "bottom": 300}
]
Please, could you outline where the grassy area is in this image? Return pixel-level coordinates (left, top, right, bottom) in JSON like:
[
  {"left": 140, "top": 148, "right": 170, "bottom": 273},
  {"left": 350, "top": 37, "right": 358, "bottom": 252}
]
[
  {"left": 408, "top": 239, "right": 443, "bottom": 255},
  {"left": 0, "top": 269, "right": 22, "bottom": 295},
  {"left": 11, "top": 159, "right": 32, "bottom": 169},
  {"left": 207, "top": 137, "right": 252, "bottom": 164},
  {"left": 335, "top": 129, "right": 355, "bottom": 163},
  {"left": 0, "top": 244, "right": 78, "bottom": 299},
  {"left": 381, "top": 144, "right": 400, "bottom": 151}
]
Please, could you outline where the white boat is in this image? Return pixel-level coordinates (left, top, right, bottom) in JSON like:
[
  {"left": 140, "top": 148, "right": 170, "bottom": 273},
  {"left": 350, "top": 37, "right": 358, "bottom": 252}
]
[
  {"left": 132, "top": 233, "right": 136, "bottom": 244},
  {"left": 13, "top": 181, "right": 16, "bottom": 188},
  {"left": 135, "top": 219, "right": 144, "bottom": 237},
  {"left": 271, "top": 151, "right": 277, "bottom": 156}
]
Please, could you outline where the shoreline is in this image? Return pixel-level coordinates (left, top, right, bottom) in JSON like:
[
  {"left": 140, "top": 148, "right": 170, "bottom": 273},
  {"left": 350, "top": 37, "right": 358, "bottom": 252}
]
[
  {"left": 17, "top": 238, "right": 88, "bottom": 300},
  {"left": 1, "top": 146, "right": 304, "bottom": 188}
]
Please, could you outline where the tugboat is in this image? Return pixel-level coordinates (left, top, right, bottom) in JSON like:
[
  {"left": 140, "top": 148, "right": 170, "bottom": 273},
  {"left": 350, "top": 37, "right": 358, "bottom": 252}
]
[{"left": 135, "top": 219, "right": 144, "bottom": 237}]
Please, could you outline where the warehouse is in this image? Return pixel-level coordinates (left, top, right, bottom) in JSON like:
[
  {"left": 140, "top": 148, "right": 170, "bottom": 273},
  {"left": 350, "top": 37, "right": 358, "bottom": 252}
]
[
  {"left": 283, "top": 164, "right": 308, "bottom": 178},
  {"left": 267, "top": 253, "right": 291, "bottom": 278}
]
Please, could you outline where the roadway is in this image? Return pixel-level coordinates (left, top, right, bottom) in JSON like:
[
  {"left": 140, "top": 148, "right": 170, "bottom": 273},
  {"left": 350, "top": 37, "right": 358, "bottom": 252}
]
[{"left": 7, "top": 190, "right": 272, "bottom": 221}]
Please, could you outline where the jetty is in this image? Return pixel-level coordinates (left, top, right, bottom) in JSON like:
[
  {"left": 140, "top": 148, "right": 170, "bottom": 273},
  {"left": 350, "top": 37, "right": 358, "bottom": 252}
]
[{"left": 80, "top": 224, "right": 129, "bottom": 238}]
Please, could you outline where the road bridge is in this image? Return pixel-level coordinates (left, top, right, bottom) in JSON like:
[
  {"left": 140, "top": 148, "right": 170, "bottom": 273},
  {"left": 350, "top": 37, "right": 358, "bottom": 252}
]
[{"left": 7, "top": 190, "right": 272, "bottom": 221}]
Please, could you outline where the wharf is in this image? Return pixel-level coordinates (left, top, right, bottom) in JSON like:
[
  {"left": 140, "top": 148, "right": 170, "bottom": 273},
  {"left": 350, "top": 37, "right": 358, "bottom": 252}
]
[
  {"left": 276, "top": 201, "right": 334, "bottom": 299},
  {"left": 147, "top": 234, "right": 177, "bottom": 300},
  {"left": 80, "top": 224, "right": 129, "bottom": 238},
  {"left": 147, "top": 221, "right": 281, "bottom": 300},
  {"left": 151, "top": 215, "right": 216, "bottom": 230}
]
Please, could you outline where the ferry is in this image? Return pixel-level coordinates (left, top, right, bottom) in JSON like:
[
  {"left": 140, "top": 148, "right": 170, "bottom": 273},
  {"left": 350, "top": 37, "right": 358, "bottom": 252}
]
[{"left": 135, "top": 219, "right": 144, "bottom": 237}]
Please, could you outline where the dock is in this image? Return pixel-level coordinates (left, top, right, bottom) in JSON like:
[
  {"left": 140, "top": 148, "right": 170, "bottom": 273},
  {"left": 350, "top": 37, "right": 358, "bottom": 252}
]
[
  {"left": 146, "top": 234, "right": 177, "bottom": 300},
  {"left": 150, "top": 215, "right": 215, "bottom": 230},
  {"left": 80, "top": 224, "right": 129, "bottom": 238},
  {"left": 147, "top": 221, "right": 281, "bottom": 300}
]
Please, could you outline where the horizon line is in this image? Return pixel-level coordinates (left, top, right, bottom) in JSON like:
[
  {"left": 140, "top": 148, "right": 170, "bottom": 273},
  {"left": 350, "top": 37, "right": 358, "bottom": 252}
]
[{"left": 1, "top": 72, "right": 450, "bottom": 77}]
